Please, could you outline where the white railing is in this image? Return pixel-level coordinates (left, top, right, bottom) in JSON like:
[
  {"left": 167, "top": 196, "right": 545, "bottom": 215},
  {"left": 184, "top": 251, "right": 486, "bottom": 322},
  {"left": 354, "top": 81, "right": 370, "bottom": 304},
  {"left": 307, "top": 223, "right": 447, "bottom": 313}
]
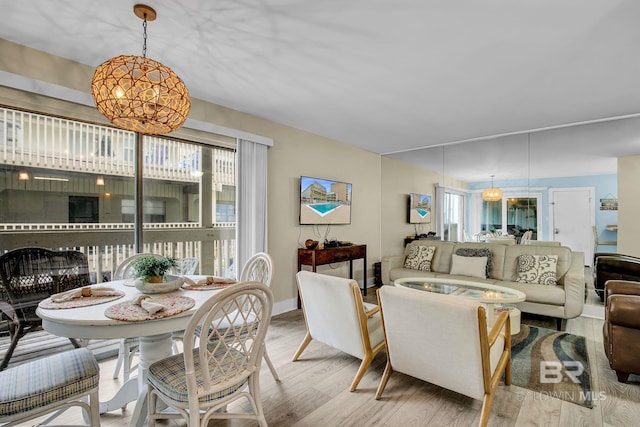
[
  {"left": 0, "top": 226, "right": 237, "bottom": 281},
  {"left": 0, "top": 107, "right": 235, "bottom": 186}
]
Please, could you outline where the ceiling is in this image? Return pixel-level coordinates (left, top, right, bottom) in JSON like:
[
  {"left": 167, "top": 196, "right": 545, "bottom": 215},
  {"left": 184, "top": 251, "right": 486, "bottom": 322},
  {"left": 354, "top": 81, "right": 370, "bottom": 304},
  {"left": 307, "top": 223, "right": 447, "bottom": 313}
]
[{"left": 2, "top": 0, "right": 640, "bottom": 182}]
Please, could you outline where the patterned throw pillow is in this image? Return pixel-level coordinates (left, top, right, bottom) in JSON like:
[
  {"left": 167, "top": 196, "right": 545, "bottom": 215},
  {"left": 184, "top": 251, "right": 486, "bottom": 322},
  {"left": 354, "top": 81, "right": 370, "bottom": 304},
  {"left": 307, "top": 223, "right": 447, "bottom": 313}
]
[
  {"left": 454, "top": 248, "right": 493, "bottom": 278},
  {"left": 516, "top": 254, "right": 559, "bottom": 285},
  {"left": 404, "top": 245, "right": 436, "bottom": 271}
]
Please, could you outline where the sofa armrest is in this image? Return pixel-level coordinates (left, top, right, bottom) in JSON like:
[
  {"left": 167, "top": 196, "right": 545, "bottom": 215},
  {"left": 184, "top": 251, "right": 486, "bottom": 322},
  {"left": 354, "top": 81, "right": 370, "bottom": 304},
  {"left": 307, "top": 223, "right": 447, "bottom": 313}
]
[
  {"left": 381, "top": 255, "right": 405, "bottom": 286},
  {"left": 608, "top": 295, "right": 640, "bottom": 329},
  {"left": 562, "top": 251, "right": 585, "bottom": 319}
]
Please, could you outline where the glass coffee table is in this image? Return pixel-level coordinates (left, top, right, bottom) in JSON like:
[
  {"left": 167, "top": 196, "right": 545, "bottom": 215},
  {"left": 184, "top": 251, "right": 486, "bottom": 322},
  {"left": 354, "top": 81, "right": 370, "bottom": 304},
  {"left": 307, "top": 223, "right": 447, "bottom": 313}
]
[{"left": 394, "top": 277, "right": 526, "bottom": 334}]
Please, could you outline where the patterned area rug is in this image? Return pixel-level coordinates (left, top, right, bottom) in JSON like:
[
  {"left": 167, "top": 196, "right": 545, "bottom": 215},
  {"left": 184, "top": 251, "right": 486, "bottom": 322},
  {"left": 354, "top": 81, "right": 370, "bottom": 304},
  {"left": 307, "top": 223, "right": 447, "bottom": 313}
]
[{"left": 510, "top": 325, "right": 593, "bottom": 408}]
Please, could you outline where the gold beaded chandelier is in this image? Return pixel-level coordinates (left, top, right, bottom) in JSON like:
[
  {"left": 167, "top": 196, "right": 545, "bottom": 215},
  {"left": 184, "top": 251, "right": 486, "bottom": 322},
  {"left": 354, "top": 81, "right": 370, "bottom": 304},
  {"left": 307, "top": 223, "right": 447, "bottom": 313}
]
[
  {"left": 91, "top": 4, "right": 190, "bottom": 135},
  {"left": 482, "top": 175, "right": 503, "bottom": 202}
]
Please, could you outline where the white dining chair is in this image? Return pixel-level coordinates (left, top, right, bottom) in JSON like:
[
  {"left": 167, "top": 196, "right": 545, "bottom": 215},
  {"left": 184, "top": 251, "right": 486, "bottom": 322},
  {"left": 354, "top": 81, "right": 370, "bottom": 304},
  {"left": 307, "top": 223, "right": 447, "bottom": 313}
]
[
  {"left": 0, "top": 348, "right": 100, "bottom": 427},
  {"left": 112, "top": 253, "right": 163, "bottom": 380},
  {"left": 146, "top": 282, "right": 273, "bottom": 427},
  {"left": 239, "top": 252, "right": 279, "bottom": 381}
]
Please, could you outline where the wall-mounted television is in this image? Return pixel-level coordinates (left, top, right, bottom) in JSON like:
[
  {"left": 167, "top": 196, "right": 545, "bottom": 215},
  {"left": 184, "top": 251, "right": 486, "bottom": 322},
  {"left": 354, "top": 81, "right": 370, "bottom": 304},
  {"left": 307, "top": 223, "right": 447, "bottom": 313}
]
[
  {"left": 299, "top": 176, "right": 352, "bottom": 225},
  {"left": 407, "top": 193, "right": 432, "bottom": 224}
]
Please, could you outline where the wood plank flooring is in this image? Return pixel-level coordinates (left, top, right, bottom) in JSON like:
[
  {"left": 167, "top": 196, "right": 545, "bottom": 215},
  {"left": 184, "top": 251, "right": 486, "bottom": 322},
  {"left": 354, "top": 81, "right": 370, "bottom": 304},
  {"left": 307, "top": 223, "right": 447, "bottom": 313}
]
[{"left": 6, "top": 274, "right": 640, "bottom": 427}]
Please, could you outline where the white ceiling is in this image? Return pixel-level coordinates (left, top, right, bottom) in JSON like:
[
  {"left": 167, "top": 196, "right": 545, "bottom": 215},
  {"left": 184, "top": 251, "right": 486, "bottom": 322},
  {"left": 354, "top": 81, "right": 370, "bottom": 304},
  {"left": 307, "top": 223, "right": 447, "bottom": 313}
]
[{"left": 2, "top": 0, "right": 640, "bottom": 182}]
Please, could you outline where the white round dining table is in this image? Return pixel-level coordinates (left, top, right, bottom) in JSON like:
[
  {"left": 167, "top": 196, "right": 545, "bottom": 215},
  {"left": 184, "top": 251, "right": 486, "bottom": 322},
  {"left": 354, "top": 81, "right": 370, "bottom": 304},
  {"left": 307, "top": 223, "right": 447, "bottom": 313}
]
[{"left": 36, "top": 277, "right": 221, "bottom": 427}]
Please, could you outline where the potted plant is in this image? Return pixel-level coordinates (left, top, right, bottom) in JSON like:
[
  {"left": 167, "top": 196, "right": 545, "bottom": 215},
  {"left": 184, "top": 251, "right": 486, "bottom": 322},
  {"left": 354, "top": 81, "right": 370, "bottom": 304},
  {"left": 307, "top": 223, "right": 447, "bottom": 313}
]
[{"left": 131, "top": 256, "right": 177, "bottom": 283}]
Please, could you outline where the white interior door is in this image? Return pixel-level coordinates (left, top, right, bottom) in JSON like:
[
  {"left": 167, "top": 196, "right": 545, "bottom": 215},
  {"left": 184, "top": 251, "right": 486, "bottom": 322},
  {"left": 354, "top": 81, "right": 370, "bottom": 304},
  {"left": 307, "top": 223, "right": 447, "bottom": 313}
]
[{"left": 549, "top": 187, "right": 595, "bottom": 266}]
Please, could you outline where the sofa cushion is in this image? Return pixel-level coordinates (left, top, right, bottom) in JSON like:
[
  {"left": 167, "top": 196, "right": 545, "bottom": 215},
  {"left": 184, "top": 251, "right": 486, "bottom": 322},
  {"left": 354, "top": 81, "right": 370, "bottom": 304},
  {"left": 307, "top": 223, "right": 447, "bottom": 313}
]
[
  {"left": 495, "top": 280, "right": 566, "bottom": 305},
  {"left": 404, "top": 245, "right": 435, "bottom": 271},
  {"left": 516, "top": 254, "right": 559, "bottom": 285},
  {"left": 454, "top": 248, "right": 493, "bottom": 278},
  {"left": 449, "top": 254, "right": 488, "bottom": 279}
]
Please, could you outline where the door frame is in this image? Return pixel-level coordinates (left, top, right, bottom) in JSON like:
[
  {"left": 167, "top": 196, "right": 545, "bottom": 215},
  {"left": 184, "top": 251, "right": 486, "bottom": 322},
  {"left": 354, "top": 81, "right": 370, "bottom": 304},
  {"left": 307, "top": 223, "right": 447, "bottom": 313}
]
[{"left": 548, "top": 186, "right": 595, "bottom": 264}]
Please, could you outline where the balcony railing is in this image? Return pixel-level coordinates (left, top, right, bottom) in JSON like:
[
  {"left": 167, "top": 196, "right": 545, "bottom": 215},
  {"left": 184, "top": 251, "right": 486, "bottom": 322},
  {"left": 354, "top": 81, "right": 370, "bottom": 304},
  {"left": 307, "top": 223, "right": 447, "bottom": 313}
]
[
  {"left": 0, "top": 107, "right": 235, "bottom": 185},
  {"left": 0, "top": 223, "right": 237, "bottom": 282}
]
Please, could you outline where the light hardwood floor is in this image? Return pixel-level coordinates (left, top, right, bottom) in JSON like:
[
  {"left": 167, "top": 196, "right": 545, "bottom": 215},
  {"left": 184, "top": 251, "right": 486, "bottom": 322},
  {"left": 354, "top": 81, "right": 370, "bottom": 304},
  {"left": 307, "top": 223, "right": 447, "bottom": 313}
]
[{"left": 14, "top": 277, "right": 640, "bottom": 427}]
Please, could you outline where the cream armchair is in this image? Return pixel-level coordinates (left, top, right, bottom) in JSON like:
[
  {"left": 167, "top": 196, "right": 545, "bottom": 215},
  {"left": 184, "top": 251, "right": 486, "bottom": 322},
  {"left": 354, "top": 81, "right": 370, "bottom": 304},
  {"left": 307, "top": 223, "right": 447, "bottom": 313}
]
[
  {"left": 376, "top": 285, "right": 511, "bottom": 427},
  {"left": 294, "top": 271, "right": 385, "bottom": 391}
]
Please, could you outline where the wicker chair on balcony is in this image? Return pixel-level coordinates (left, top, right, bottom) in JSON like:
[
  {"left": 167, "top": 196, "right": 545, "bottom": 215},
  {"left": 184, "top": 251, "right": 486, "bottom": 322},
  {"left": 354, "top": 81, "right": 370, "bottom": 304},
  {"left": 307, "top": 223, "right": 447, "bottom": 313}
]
[{"left": 0, "top": 247, "right": 91, "bottom": 371}]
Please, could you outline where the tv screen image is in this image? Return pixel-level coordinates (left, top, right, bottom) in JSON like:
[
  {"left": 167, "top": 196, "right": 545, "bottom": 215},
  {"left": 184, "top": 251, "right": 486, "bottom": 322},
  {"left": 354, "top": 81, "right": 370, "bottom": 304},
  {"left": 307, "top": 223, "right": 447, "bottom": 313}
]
[
  {"left": 408, "top": 193, "right": 432, "bottom": 224},
  {"left": 299, "top": 176, "right": 352, "bottom": 225}
]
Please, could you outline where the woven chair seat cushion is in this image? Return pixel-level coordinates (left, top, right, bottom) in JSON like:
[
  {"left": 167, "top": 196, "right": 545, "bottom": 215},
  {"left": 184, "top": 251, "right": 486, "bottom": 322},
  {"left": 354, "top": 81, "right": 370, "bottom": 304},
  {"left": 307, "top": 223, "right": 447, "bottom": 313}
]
[
  {"left": 148, "top": 345, "right": 249, "bottom": 404},
  {"left": 0, "top": 348, "right": 99, "bottom": 417}
]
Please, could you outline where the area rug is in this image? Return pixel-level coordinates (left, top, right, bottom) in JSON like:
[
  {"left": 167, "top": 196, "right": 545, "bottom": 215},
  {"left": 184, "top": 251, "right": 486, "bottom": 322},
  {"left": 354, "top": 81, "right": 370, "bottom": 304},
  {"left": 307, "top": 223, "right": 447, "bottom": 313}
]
[{"left": 510, "top": 325, "right": 593, "bottom": 408}]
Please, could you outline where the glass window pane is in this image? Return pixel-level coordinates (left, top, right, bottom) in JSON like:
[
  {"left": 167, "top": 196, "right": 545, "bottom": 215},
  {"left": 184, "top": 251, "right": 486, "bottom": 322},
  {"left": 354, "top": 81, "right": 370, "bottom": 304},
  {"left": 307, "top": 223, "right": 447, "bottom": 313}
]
[
  {"left": 507, "top": 197, "right": 537, "bottom": 239},
  {"left": 482, "top": 200, "right": 502, "bottom": 232}
]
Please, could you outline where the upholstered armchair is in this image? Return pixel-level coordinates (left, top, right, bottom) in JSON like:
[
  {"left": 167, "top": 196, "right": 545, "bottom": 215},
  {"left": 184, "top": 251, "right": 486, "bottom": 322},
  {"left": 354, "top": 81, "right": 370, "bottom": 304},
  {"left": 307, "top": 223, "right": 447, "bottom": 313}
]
[
  {"left": 293, "top": 270, "right": 385, "bottom": 391},
  {"left": 375, "top": 285, "right": 511, "bottom": 427},
  {"left": 603, "top": 280, "right": 640, "bottom": 383},
  {"left": 594, "top": 253, "right": 640, "bottom": 302}
]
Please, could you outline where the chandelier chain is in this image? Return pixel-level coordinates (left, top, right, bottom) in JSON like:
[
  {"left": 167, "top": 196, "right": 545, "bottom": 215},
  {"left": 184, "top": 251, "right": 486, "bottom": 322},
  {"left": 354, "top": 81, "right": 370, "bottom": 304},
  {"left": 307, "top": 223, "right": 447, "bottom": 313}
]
[{"left": 142, "top": 18, "right": 147, "bottom": 58}]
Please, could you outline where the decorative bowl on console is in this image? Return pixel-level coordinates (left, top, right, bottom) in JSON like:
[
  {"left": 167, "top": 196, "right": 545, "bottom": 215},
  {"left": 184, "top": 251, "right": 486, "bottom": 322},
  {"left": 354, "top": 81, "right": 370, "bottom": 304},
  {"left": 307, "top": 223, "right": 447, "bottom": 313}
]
[{"left": 305, "top": 239, "right": 319, "bottom": 249}]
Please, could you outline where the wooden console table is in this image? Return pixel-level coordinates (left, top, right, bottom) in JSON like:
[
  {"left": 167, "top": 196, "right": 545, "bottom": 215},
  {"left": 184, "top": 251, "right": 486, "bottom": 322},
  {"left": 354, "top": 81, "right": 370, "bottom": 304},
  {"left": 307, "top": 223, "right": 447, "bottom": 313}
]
[{"left": 297, "top": 244, "right": 367, "bottom": 308}]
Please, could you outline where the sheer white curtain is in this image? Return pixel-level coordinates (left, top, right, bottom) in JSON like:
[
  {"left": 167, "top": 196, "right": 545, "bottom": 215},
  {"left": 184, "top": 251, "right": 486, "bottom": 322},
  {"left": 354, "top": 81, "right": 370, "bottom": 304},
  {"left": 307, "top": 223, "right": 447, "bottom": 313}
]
[{"left": 236, "top": 139, "right": 268, "bottom": 275}]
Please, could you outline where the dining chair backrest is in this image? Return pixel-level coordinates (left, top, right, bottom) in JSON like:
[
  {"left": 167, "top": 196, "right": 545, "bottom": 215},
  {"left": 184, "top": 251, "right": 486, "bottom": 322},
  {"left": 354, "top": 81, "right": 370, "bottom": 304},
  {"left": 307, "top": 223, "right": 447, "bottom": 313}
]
[
  {"left": 114, "top": 253, "right": 163, "bottom": 280},
  {"left": 171, "top": 257, "right": 199, "bottom": 275},
  {"left": 182, "top": 282, "right": 273, "bottom": 416},
  {"left": 520, "top": 230, "right": 533, "bottom": 245},
  {"left": 240, "top": 252, "right": 273, "bottom": 287}
]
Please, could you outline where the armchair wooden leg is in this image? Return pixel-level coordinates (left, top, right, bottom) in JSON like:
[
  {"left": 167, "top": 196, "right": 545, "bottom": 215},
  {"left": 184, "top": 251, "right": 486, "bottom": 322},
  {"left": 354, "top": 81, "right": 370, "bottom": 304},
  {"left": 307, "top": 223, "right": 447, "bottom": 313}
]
[
  {"left": 479, "top": 393, "right": 494, "bottom": 427},
  {"left": 292, "top": 332, "right": 312, "bottom": 361},
  {"left": 375, "top": 360, "right": 393, "bottom": 400},
  {"left": 350, "top": 353, "right": 374, "bottom": 392}
]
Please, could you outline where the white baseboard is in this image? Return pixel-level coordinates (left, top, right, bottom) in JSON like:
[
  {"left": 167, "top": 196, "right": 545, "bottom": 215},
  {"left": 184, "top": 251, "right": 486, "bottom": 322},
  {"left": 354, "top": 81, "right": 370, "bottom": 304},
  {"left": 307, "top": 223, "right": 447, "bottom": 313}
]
[
  {"left": 273, "top": 298, "right": 298, "bottom": 316},
  {"left": 581, "top": 303, "right": 604, "bottom": 320}
]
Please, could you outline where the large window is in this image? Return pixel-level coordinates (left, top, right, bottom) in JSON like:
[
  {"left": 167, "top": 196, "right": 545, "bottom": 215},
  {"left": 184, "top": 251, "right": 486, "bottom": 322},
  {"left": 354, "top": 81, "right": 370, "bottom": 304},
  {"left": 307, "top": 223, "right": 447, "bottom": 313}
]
[
  {"left": 436, "top": 185, "right": 466, "bottom": 242},
  {"left": 0, "top": 106, "right": 237, "bottom": 280}
]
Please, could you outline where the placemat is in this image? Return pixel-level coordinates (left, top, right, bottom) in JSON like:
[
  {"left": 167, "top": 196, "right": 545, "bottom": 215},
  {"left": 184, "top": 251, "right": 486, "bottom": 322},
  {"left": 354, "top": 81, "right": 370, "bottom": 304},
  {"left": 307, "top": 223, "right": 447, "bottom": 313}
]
[
  {"left": 104, "top": 295, "right": 195, "bottom": 321},
  {"left": 182, "top": 277, "right": 237, "bottom": 291},
  {"left": 40, "top": 292, "right": 125, "bottom": 309}
]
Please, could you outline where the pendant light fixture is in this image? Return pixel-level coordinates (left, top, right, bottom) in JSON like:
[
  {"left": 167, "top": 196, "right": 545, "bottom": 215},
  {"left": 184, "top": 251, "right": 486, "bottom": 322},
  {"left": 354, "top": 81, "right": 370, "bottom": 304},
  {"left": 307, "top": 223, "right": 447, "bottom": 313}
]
[
  {"left": 91, "top": 4, "right": 190, "bottom": 135},
  {"left": 482, "top": 175, "right": 503, "bottom": 202}
]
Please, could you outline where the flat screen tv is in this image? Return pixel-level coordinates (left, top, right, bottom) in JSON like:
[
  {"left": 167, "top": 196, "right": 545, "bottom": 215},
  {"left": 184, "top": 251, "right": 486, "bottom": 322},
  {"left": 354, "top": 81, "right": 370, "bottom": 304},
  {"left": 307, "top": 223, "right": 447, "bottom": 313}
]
[
  {"left": 407, "top": 193, "right": 431, "bottom": 224},
  {"left": 299, "top": 176, "right": 352, "bottom": 225}
]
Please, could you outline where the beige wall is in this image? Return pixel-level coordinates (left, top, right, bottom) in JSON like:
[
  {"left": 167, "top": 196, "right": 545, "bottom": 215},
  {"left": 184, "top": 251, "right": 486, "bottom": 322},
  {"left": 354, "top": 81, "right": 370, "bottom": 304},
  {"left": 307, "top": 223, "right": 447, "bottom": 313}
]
[
  {"left": 381, "top": 157, "right": 467, "bottom": 258},
  {"left": 0, "top": 40, "right": 402, "bottom": 312},
  {"left": 617, "top": 155, "right": 640, "bottom": 256}
]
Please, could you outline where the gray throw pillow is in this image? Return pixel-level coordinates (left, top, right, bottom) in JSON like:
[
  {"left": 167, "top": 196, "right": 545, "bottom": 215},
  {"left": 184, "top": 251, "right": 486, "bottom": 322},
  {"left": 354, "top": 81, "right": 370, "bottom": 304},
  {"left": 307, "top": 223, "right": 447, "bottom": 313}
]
[{"left": 454, "top": 248, "right": 493, "bottom": 278}]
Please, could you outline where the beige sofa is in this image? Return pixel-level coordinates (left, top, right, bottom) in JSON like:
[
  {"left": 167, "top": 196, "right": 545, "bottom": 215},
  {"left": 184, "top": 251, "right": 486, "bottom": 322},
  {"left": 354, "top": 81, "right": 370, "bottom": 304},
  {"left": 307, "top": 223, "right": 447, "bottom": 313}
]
[{"left": 381, "top": 240, "right": 585, "bottom": 329}]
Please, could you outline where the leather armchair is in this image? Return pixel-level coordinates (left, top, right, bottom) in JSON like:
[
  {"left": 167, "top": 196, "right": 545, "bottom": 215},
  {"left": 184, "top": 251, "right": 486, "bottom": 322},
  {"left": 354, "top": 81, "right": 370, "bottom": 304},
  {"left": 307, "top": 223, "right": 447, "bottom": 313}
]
[
  {"left": 593, "top": 253, "right": 640, "bottom": 302},
  {"left": 603, "top": 280, "right": 640, "bottom": 383}
]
